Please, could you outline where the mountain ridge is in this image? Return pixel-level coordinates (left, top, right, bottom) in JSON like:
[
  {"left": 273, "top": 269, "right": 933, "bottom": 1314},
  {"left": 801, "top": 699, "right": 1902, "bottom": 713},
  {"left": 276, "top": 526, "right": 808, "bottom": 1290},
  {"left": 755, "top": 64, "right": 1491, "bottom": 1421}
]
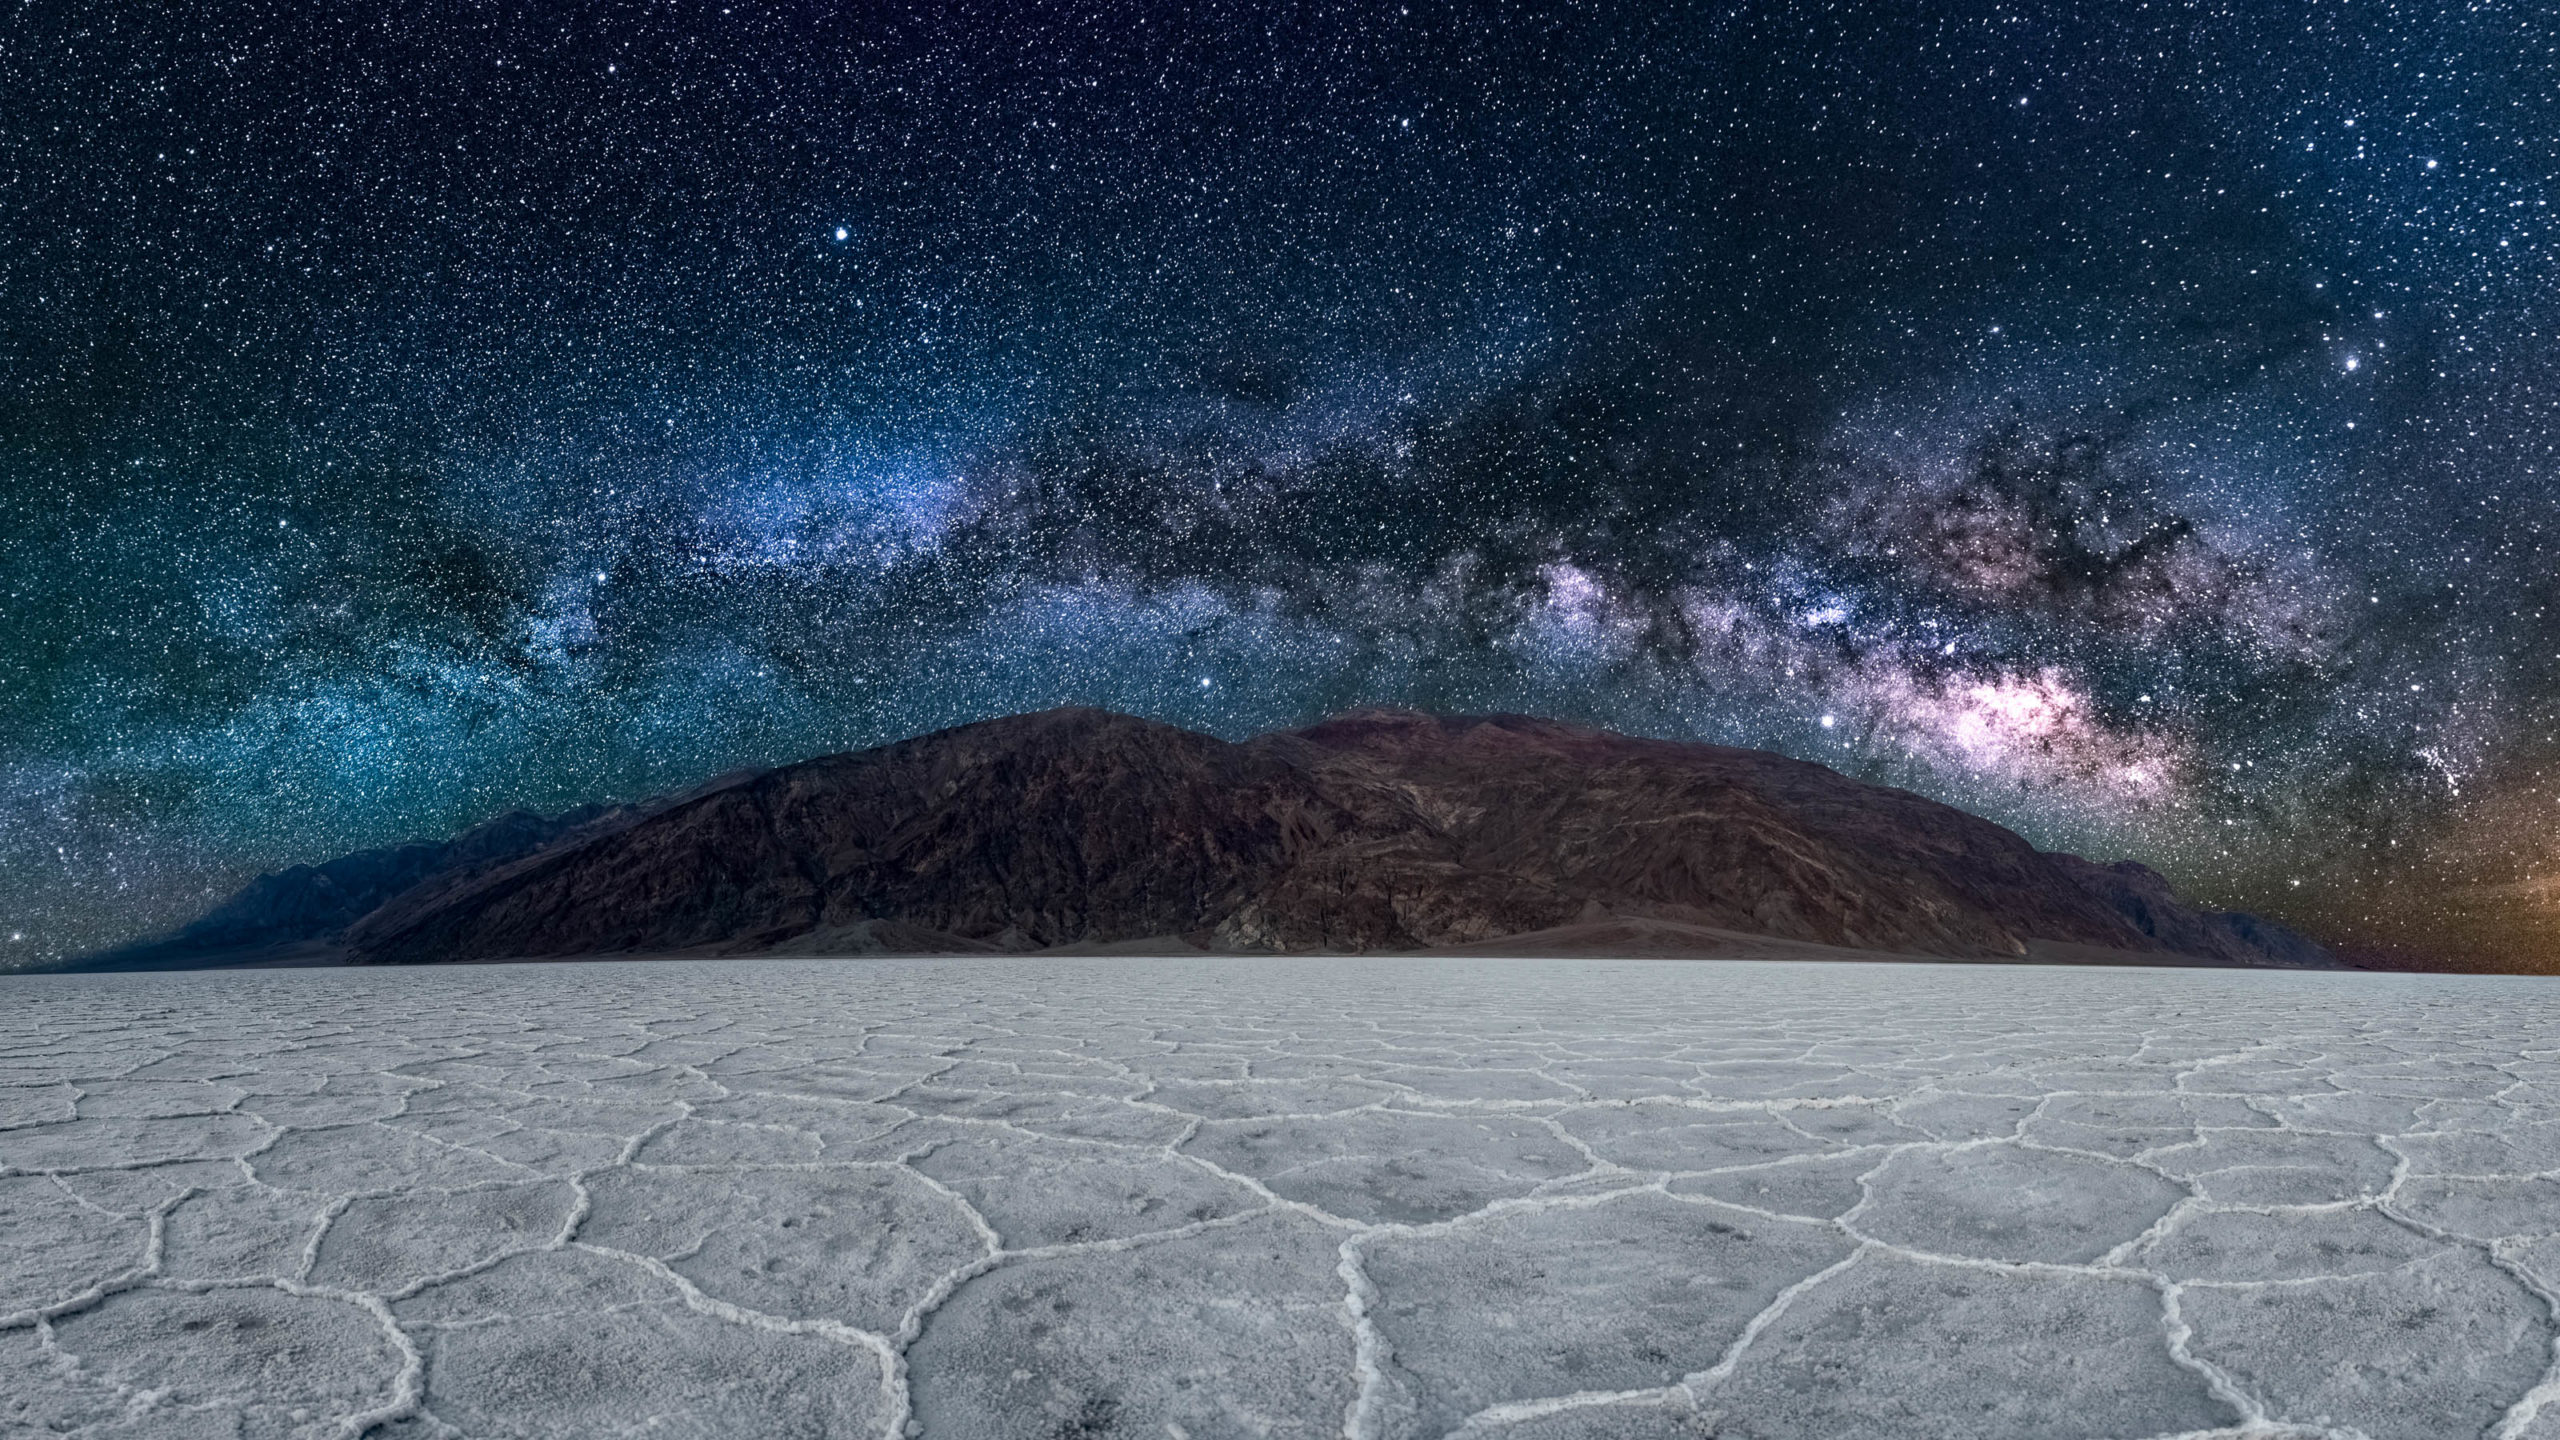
[{"left": 63, "top": 706, "right": 2330, "bottom": 970}]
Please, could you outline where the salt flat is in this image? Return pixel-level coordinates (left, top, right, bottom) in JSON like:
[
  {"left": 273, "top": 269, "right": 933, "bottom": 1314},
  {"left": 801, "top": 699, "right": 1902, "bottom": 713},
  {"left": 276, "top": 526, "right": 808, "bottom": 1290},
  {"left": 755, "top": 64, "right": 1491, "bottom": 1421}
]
[{"left": 3, "top": 957, "right": 2558, "bottom": 1440}]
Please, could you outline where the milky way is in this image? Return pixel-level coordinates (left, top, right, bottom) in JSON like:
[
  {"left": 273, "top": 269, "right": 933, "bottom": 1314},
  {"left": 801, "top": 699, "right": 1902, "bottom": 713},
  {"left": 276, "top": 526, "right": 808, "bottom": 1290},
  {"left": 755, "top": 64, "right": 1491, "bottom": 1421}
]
[{"left": 4, "top": 1, "right": 2557, "bottom": 969}]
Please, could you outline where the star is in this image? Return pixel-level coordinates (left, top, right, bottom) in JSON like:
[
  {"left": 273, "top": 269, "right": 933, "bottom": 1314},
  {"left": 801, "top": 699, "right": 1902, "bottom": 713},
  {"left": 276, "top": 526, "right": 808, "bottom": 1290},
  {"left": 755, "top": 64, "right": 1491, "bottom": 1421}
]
[{"left": 3, "top": 0, "right": 2552, "bottom": 971}]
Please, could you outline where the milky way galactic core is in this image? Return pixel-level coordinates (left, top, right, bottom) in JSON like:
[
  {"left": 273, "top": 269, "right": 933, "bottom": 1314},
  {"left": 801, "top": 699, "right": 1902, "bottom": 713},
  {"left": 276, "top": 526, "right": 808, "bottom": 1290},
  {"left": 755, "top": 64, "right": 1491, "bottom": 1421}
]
[{"left": 5, "top": 1, "right": 2556, "bottom": 967}]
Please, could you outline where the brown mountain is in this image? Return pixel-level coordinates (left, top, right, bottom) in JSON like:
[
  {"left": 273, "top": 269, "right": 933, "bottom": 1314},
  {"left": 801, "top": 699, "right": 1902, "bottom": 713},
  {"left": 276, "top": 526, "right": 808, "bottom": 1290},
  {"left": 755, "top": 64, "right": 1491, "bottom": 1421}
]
[
  {"left": 73, "top": 707, "right": 2328, "bottom": 969},
  {"left": 242, "top": 706, "right": 2317, "bottom": 966}
]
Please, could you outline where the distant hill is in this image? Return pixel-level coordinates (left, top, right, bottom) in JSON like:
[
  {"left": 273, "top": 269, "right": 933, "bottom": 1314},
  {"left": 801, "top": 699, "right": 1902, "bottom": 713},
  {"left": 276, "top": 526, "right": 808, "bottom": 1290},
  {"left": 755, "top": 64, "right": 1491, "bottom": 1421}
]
[
  {"left": 70, "top": 807, "right": 603, "bottom": 971},
  {"left": 66, "top": 707, "right": 2330, "bottom": 970}
]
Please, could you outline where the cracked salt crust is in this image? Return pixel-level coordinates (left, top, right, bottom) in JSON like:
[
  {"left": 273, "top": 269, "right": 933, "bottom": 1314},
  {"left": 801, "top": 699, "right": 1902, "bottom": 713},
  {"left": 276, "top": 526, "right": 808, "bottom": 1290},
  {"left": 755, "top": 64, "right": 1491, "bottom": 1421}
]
[{"left": 2, "top": 957, "right": 2558, "bottom": 1439}]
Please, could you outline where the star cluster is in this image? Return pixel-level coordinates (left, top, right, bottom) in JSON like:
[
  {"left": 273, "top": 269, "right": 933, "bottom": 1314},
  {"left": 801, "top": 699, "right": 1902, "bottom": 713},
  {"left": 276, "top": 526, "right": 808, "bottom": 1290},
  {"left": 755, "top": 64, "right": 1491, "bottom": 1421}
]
[{"left": 5, "top": 0, "right": 2557, "bottom": 968}]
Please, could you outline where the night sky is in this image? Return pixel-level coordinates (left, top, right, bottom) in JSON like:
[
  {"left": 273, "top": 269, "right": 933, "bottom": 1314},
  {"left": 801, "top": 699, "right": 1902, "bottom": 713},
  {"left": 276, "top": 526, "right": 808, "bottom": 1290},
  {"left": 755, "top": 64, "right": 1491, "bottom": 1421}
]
[{"left": 6, "top": 1, "right": 2558, "bottom": 971}]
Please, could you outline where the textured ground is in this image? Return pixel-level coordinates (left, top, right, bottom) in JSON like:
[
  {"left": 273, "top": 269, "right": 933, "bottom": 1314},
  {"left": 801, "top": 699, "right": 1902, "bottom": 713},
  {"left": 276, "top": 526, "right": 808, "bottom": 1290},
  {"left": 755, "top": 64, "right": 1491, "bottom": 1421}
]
[{"left": 3, "top": 958, "right": 2558, "bottom": 1440}]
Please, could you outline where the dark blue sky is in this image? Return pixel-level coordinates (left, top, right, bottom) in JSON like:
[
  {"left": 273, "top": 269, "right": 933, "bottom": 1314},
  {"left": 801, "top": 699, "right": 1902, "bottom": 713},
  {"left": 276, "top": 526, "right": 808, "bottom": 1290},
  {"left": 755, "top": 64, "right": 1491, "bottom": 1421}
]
[{"left": 6, "top": 0, "right": 2557, "bottom": 967}]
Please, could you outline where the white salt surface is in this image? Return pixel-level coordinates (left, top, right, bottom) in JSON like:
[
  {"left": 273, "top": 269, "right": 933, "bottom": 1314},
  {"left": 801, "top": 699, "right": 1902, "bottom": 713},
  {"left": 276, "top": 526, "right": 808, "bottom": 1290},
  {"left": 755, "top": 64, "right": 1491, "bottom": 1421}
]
[{"left": 4, "top": 955, "right": 2559, "bottom": 1439}]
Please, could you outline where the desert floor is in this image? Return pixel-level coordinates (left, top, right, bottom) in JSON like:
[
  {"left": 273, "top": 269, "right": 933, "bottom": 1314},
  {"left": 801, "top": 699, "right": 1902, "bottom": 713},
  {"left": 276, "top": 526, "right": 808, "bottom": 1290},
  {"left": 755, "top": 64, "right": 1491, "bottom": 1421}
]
[{"left": 4, "top": 955, "right": 2557, "bottom": 1439}]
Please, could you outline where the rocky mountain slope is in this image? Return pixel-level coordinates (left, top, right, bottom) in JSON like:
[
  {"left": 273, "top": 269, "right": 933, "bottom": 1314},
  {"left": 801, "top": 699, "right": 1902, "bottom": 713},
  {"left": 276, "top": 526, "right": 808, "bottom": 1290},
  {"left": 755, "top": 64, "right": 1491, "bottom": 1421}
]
[{"left": 75, "top": 707, "right": 2329, "bottom": 968}]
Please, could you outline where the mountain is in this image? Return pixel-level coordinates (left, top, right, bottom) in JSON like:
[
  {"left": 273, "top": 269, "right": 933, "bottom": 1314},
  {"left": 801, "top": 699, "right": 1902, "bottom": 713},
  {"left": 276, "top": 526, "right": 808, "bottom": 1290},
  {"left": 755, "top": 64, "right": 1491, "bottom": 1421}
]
[
  {"left": 69, "top": 808, "right": 600, "bottom": 970},
  {"left": 69, "top": 707, "right": 2330, "bottom": 969}
]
